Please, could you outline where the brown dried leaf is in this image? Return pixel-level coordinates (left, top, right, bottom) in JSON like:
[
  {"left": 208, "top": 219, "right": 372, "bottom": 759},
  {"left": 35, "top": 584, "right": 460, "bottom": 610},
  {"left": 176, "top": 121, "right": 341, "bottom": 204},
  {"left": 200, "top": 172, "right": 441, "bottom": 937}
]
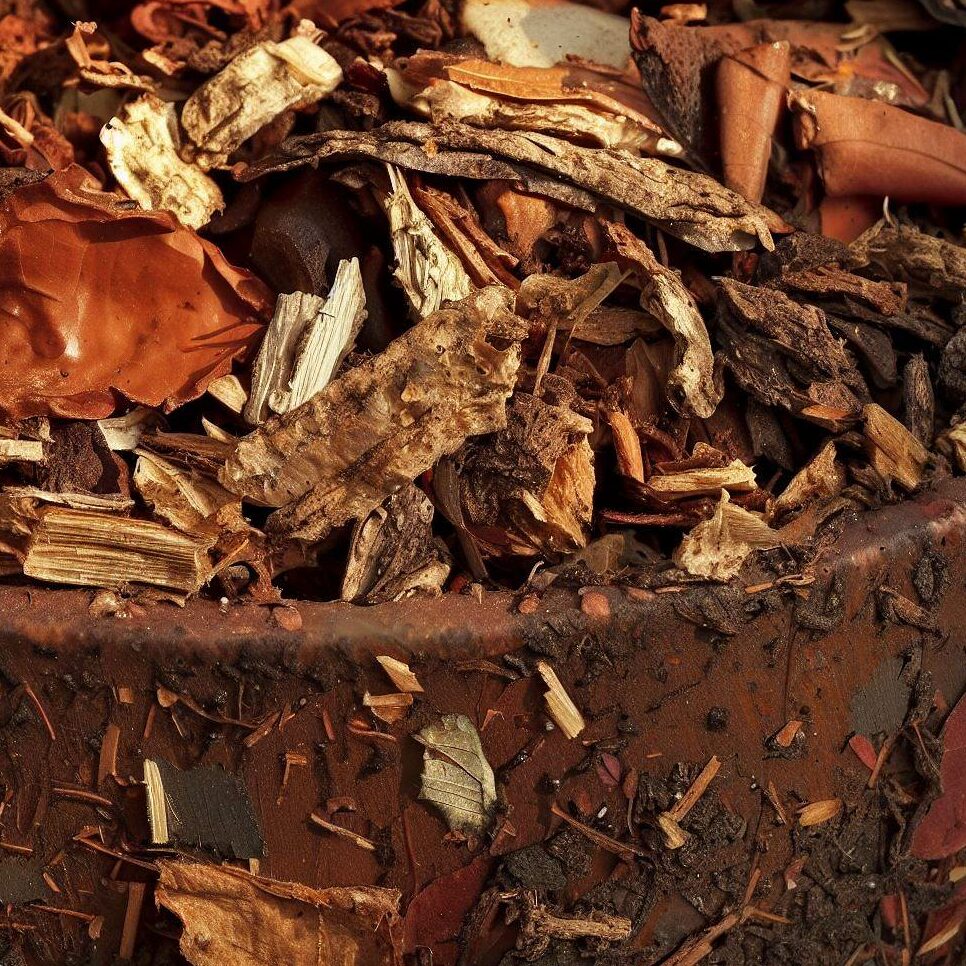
[
  {"left": 156, "top": 860, "right": 401, "bottom": 966},
  {"left": 0, "top": 167, "right": 269, "bottom": 420},
  {"left": 674, "top": 491, "right": 780, "bottom": 580},
  {"left": 244, "top": 121, "right": 776, "bottom": 253},
  {"left": 222, "top": 286, "right": 524, "bottom": 542}
]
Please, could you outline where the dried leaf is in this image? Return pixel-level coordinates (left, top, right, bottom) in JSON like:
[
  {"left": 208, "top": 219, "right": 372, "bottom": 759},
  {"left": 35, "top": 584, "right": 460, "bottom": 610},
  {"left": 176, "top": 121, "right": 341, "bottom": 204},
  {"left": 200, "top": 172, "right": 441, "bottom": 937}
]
[
  {"left": 341, "top": 484, "right": 451, "bottom": 604},
  {"left": 383, "top": 165, "right": 472, "bottom": 318},
  {"left": 674, "top": 491, "right": 781, "bottom": 580},
  {"left": 536, "top": 661, "right": 586, "bottom": 739},
  {"left": 0, "top": 167, "right": 269, "bottom": 420},
  {"left": 100, "top": 93, "right": 223, "bottom": 229},
  {"left": 246, "top": 259, "right": 367, "bottom": 424},
  {"left": 414, "top": 713, "right": 496, "bottom": 834},
  {"left": 221, "top": 286, "right": 524, "bottom": 542},
  {"left": 245, "top": 121, "right": 776, "bottom": 253},
  {"left": 181, "top": 34, "right": 343, "bottom": 170},
  {"left": 22, "top": 507, "right": 212, "bottom": 592},
  {"left": 910, "top": 694, "right": 966, "bottom": 860},
  {"left": 156, "top": 860, "right": 401, "bottom": 966}
]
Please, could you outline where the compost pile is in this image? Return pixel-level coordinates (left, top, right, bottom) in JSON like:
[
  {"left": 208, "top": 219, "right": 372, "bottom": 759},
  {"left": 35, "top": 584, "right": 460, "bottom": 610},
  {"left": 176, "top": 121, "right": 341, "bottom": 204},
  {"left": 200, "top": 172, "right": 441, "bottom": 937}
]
[{"left": 1, "top": 0, "right": 965, "bottom": 608}]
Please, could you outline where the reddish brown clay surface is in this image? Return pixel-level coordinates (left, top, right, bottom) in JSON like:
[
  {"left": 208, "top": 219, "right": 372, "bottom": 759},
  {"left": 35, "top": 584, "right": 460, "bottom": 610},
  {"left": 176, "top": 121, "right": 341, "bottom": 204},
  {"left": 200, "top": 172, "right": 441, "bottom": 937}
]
[{"left": 0, "top": 479, "right": 963, "bottom": 963}]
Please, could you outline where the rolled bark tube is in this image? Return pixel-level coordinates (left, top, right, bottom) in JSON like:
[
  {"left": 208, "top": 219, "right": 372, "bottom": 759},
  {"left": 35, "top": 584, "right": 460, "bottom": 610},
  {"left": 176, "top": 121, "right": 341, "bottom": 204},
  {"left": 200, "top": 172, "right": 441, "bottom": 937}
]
[{"left": 716, "top": 41, "right": 791, "bottom": 204}]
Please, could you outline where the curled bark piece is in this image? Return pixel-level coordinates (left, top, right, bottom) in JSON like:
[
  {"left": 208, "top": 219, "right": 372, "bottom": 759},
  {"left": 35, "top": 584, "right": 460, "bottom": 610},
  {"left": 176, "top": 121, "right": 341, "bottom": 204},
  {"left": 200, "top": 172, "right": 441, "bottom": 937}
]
[
  {"left": 0, "top": 167, "right": 269, "bottom": 420},
  {"left": 716, "top": 278, "right": 866, "bottom": 421},
  {"left": 716, "top": 41, "right": 790, "bottom": 204},
  {"left": 181, "top": 34, "right": 343, "bottom": 170},
  {"left": 242, "top": 122, "right": 776, "bottom": 253},
  {"left": 790, "top": 89, "right": 966, "bottom": 205},
  {"left": 100, "top": 94, "right": 223, "bottom": 229},
  {"left": 383, "top": 165, "right": 472, "bottom": 318},
  {"left": 221, "top": 287, "right": 525, "bottom": 542},
  {"left": 848, "top": 220, "right": 966, "bottom": 302},
  {"left": 603, "top": 221, "right": 720, "bottom": 418}
]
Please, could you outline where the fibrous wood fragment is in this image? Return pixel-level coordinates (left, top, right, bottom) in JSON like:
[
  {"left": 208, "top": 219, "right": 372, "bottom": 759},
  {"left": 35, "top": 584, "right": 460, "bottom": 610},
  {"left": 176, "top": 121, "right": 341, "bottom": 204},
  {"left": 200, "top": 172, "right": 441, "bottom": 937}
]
[
  {"left": 382, "top": 165, "right": 472, "bottom": 318},
  {"left": 23, "top": 508, "right": 213, "bottom": 592},
  {"left": 646, "top": 460, "right": 757, "bottom": 501},
  {"left": 100, "top": 94, "right": 223, "bottom": 229},
  {"left": 536, "top": 661, "right": 586, "bottom": 739},
  {"left": 244, "top": 121, "right": 776, "bottom": 253},
  {"left": 245, "top": 259, "right": 367, "bottom": 424},
  {"left": 375, "top": 656, "right": 423, "bottom": 694},
  {"left": 221, "top": 286, "right": 524, "bottom": 542},
  {"left": 863, "top": 403, "right": 928, "bottom": 491},
  {"left": 180, "top": 32, "right": 343, "bottom": 170}
]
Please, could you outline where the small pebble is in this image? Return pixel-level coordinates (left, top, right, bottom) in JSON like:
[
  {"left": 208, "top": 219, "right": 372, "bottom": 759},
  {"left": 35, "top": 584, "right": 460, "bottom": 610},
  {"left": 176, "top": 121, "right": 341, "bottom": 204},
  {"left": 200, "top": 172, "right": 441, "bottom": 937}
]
[
  {"left": 273, "top": 606, "right": 303, "bottom": 632},
  {"left": 580, "top": 590, "right": 611, "bottom": 619},
  {"left": 518, "top": 594, "right": 540, "bottom": 614}
]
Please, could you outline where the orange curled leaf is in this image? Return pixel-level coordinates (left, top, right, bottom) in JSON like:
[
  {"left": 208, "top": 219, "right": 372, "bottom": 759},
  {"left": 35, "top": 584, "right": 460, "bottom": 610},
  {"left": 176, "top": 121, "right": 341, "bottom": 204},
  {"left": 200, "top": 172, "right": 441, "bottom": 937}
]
[{"left": 0, "top": 166, "right": 270, "bottom": 420}]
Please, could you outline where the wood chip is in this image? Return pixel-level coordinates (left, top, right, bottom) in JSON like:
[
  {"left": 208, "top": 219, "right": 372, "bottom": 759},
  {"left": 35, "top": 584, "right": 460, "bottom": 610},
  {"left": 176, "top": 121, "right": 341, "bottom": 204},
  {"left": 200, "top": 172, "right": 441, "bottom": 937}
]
[
  {"left": 375, "top": 656, "right": 424, "bottom": 694},
  {"left": 536, "top": 661, "right": 586, "bottom": 739}
]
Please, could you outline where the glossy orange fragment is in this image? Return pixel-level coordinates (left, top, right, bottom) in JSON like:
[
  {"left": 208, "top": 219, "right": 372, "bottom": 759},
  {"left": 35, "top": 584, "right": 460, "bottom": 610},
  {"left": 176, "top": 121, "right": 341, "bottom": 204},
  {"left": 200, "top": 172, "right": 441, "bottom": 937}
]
[{"left": 0, "top": 167, "right": 270, "bottom": 420}]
